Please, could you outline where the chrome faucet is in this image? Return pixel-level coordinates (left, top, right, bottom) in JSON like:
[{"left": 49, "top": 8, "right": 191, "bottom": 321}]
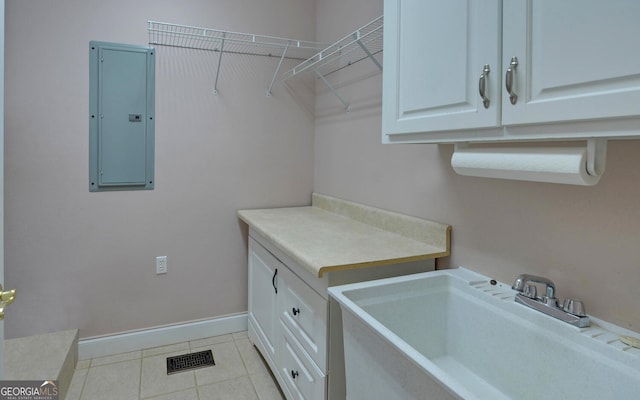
[
  {"left": 512, "top": 274, "right": 590, "bottom": 328},
  {"left": 512, "top": 274, "right": 556, "bottom": 299}
]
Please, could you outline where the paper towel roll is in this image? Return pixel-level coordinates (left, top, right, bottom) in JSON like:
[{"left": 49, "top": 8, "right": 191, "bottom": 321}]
[{"left": 451, "top": 146, "right": 602, "bottom": 186}]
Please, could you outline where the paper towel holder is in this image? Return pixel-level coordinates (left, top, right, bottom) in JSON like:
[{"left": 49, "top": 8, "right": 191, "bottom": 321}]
[
  {"left": 452, "top": 139, "right": 608, "bottom": 186},
  {"left": 586, "top": 138, "right": 607, "bottom": 176}
]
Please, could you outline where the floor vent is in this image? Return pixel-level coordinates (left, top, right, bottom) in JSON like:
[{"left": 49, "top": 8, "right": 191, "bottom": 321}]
[{"left": 166, "top": 350, "right": 215, "bottom": 375}]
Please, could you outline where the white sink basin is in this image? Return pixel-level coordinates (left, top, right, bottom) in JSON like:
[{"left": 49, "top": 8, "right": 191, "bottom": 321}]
[{"left": 329, "top": 268, "right": 640, "bottom": 400}]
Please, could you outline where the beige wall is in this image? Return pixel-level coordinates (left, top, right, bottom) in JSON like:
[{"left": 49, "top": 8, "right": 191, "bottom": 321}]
[
  {"left": 314, "top": 0, "right": 640, "bottom": 333},
  {"left": 4, "top": 0, "right": 315, "bottom": 339},
  {"left": 6, "top": 0, "right": 640, "bottom": 341}
]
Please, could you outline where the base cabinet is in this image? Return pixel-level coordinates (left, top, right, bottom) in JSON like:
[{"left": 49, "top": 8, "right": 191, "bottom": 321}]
[
  {"left": 248, "top": 236, "right": 327, "bottom": 400},
  {"left": 247, "top": 231, "right": 435, "bottom": 399}
]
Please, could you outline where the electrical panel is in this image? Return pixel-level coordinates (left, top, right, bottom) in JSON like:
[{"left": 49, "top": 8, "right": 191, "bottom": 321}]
[{"left": 89, "top": 41, "right": 155, "bottom": 191}]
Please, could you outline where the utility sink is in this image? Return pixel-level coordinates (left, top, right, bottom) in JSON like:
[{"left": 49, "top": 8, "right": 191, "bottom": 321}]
[{"left": 328, "top": 268, "right": 640, "bottom": 399}]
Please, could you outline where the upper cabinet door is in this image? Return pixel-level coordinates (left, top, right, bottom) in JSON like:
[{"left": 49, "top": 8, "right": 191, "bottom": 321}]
[
  {"left": 502, "top": 0, "right": 640, "bottom": 126},
  {"left": 382, "top": 0, "right": 501, "bottom": 140}
]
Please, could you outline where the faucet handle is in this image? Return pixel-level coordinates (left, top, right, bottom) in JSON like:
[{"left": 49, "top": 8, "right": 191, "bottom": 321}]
[
  {"left": 523, "top": 284, "right": 537, "bottom": 299},
  {"left": 512, "top": 274, "right": 527, "bottom": 292},
  {"left": 562, "top": 298, "right": 587, "bottom": 317}
]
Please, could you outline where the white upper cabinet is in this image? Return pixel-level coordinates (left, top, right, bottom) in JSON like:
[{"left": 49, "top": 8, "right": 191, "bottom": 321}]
[
  {"left": 383, "top": 0, "right": 640, "bottom": 143},
  {"left": 502, "top": 0, "right": 640, "bottom": 126},
  {"left": 382, "top": 0, "right": 501, "bottom": 137}
]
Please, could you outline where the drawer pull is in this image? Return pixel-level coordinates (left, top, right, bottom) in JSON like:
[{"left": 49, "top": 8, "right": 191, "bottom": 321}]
[
  {"left": 272, "top": 268, "right": 278, "bottom": 294},
  {"left": 292, "top": 307, "right": 300, "bottom": 316},
  {"left": 291, "top": 370, "right": 299, "bottom": 379}
]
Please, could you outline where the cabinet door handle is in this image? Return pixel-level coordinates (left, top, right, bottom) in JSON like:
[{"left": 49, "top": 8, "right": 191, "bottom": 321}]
[
  {"left": 478, "top": 64, "right": 491, "bottom": 109},
  {"left": 272, "top": 268, "right": 278, "bottom": 294},
  {"left": 505, "top": 56, "right": 519, "bottom": 105},
  {"left": 292, "top": 307, "right": 300, "bottom": 316},
  {"left": 291, "top": 370, "right": 299, "bottom": 379}
]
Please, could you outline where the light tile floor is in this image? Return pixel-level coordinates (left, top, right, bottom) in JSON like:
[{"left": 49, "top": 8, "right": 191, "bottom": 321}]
[{"left": 66, "top": 331, "right": 285, "bottom": 400}]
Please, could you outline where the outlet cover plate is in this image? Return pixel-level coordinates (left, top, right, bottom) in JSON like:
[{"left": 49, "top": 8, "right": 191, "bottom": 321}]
[{"left": 156, "top": 256, "right": 167, "bottom": 274}]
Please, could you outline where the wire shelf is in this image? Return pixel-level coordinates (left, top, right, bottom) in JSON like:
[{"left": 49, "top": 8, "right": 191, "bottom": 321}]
[
  {"left": 283, "top": 15, "right": 383, "bottom": 79},
  {"left": 147, "top": 21, "right": 324, "bottom": 95},
  {"left": 282, "top": 15, "right": 383, "bottom": 111},
  {"left": 146, "top": 17, "right": 383, "bottom": 105},
  {"left": 148, "top": 21, "right": 323, "bottom": 59}
]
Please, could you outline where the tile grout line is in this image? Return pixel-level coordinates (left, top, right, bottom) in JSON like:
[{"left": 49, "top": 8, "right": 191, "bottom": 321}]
[
  {"left": 233, "top": 335, "right": 262, "bottom": 400},
  {"left": 191, "top": 337, "right": 208, "bottom": 397},
  {"left": 85, "top": 351, "right": 143, "bottom": 368},
  {"left": 138, "top": 355, "right": 143, "bottom": 400},
  {"left": 190, "top": 337, "right": 201, "bottom": 389},
  {"left": 76, "top": 366, "right": 89, "bottom": 400},
  {"left": 187, "top": 339, "right": 203, "bottom": 397},
  {"left": 195, "top": 378, "right": 202, "bottom": 400},
  {"left": 142, "top": 387, "right": 198, "bottom": 400}
]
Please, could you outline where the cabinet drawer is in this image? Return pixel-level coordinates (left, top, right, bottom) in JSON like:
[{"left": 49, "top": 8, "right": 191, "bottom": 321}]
[
  {"left": 279, "top": 322, "right": 326, "bottom": 400},
  {"left": 280, "top": 267, "right": 328, "bottom": 371}
]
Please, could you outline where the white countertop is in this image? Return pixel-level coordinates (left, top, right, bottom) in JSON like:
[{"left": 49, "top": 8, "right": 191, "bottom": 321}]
[{"left": 238, "top": 193, "right": 451, "bottom": 277}]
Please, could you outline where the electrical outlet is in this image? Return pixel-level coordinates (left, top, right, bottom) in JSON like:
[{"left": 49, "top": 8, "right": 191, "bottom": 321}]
[{"left": 156, "top": 256, "right": 168, "bottom": 274}]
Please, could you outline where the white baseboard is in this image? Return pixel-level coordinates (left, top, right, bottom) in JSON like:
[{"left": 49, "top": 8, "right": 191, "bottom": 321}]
[{"left": 78, "top": 313, "right": 248, "bottom": 360}]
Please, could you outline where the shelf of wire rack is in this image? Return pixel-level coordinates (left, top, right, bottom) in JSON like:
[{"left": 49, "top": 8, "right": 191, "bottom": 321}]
[
  {"left": 282, "top": 15, "right": 383, "bottom": 111},
  {"left": 147, "top": 21, "right": 324, "bottom": 95}
]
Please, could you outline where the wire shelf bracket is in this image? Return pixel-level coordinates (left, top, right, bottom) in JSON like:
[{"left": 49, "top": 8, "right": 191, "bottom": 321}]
[
  {"left": 147, "top": 21, "right": 323, "bottom": 96},
  {"left": 315, "top": 68, "right": 351, "bottom": 112},
  {"left": 213, "top": 32, "right": 226, "bottom": 95},
  {"left": 267, "top": 42, "right": 290, "bottom": 97},
  {"left": 282, "top": 15, "right": 383, "bottom": 111}
]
